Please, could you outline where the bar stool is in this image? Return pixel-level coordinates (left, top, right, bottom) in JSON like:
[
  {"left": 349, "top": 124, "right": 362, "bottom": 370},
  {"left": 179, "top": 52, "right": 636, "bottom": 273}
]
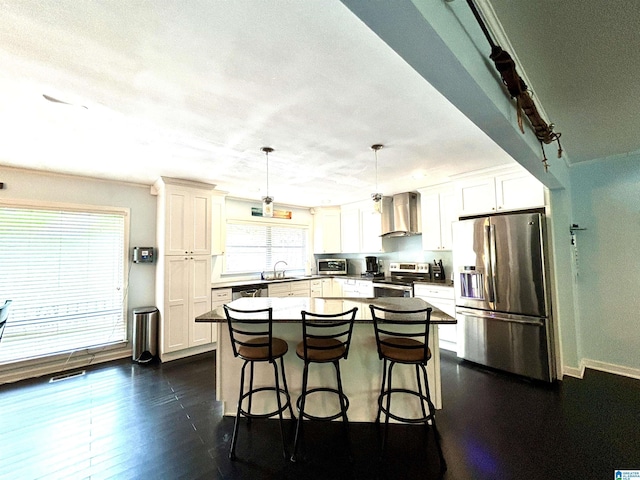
[
  {"left": 224, "top": 304, "right": 295, "bottom": 460},
  {"left": 290, "top": 307, "right": 358, "bottom": 462},
  {"left": 369, "top": 304, "right": 446, "bottom": 473}
]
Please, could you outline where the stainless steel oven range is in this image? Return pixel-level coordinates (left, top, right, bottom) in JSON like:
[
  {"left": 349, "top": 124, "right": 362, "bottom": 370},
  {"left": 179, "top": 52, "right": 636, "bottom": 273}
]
[{"left": 372, "top": 262, "right": 430, "bottom": 298}]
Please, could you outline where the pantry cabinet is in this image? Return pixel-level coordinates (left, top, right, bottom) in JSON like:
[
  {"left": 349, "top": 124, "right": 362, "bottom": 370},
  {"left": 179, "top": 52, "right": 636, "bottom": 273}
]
[
  {"left": 419, "top": 186, "right": 455, "bottom": 251},
  {"left": 154, "top": 177, "right": 216, "bottom": 361},
  {"left": 454, "top": 167, "right": 545, "bottom": 217}
]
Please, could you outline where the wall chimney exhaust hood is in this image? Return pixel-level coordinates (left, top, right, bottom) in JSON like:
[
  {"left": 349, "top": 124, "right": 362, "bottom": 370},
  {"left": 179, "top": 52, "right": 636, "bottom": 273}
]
[{"left": 381, "top": 192, "right": 420, "bottom": 237}]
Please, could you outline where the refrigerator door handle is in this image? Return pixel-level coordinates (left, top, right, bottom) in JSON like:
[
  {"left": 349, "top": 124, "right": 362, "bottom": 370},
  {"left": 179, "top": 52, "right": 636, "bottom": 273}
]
[
  {"left": 483, "top": 224, "right": 495, "bottom": 305},
  {"left": 488, "top": 223, "right": 498, "bottom": 305}
]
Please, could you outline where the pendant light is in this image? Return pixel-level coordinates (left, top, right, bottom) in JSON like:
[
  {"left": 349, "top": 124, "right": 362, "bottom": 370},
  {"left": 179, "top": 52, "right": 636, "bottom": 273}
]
[
  {"left": 371, "top": 144, "right": 384, "bottom": 213},
  {"left": 261, "top": 147, "right": 274, "bottom": 217}
]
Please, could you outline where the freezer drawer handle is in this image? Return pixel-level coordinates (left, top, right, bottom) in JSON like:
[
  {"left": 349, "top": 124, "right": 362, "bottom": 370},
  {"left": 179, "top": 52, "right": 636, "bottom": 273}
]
[{"left": 456, "top": 309, "right": 545, "bottom": 326}]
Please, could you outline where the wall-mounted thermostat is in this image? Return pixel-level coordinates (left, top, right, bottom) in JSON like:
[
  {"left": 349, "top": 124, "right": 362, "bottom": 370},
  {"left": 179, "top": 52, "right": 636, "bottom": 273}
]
[{"left": 133, "top": 247, "right": 155, "bottom": 263}]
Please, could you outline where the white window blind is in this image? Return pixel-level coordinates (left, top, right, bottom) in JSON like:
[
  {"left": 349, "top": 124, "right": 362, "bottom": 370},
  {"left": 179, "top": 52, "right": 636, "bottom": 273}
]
[
  {"left": 225, "top": 221, "right": 308, "bottom": 274},
  {"left": 0, "top": 205, "right": 126, "bottom": 364}
]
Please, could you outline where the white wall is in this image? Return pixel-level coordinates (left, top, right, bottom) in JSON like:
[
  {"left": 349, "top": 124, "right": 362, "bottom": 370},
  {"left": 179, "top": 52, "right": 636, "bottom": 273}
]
[{"left": 569, "top": 156, "right": 640, "bottom": 376}]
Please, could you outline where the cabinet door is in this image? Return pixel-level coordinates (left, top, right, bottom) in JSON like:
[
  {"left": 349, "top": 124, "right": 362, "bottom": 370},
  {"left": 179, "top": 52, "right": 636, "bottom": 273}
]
[
  {"left": 360, "top": 208, "right": 383, "bottom": 253},
  {"left": 439, "top": 190, "right": 455, "bottom": 250},
  {"left": 163, "top": 256, "right": 190, "bottom": 352},
  {"left": 190, "top": 190, "right": 212, "bottom": 255},
  {"left": 314, "top": 208, "right": 341, "bottom": 254},
  {"left": 495, "top": 171, "right": 545, "bottom": 211},
  {"left": 340, "top": 206, "right": 361, "bottom": 253},
  {"left": 189, "top": 255, "right": 212, "bottom": 346},
  {"left": 165, "top": 189, "right": 190, "bottom": 256},
  {"left": 455, "top": 176, "right": 496, "bottom": 216},
  {"left": 421, "top": 192, "right": 442, "bottom": 251}
]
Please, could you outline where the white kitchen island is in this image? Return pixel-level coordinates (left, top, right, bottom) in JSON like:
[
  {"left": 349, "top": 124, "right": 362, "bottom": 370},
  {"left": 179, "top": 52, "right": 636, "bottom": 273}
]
[{"left": 196, "top": 297, "right": 456, "bottom": 422}]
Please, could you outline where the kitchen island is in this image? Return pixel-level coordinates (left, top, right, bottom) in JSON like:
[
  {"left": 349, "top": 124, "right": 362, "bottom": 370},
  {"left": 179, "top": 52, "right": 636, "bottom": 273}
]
[{"left": 196, "top": 297, "right": 456, "bottom": 422}]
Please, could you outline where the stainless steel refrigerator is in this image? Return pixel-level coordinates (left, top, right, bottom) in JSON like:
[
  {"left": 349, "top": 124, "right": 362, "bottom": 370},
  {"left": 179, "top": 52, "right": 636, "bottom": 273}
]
[{"left": 452, "top": 212, "right": 555, "bottom": 382}]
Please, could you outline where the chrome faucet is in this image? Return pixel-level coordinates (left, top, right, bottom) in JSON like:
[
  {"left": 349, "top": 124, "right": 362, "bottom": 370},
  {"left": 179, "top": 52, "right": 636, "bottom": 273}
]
[{"left": 273, "top": 260, "right": 288, "bottom": 279}]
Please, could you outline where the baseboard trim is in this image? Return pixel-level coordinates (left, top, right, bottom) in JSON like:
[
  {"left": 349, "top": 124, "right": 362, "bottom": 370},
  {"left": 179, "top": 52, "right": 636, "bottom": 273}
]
[
  {"left": 160, "top": 343, "right": 216, "bottom": 363},
  {"left": 581, "top": 359, "right": 640, "bottom": 381},
  {"left": 0, "top": 345, "right": 131, "bottom": 385},
  {"left": 561, "top": 365, "right": 584, "bottom": 379}
]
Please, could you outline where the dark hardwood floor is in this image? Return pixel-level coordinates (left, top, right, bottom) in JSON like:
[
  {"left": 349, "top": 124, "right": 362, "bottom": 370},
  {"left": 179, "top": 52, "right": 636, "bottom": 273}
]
[{"left": 1, "top": 350, "right": 639, "bottom": 479}]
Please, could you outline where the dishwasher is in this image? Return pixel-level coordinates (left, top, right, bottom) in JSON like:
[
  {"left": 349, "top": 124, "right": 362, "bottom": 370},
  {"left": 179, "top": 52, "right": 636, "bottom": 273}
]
[{"left": 232, "top": 285, "right": 268, "bottom": 300}]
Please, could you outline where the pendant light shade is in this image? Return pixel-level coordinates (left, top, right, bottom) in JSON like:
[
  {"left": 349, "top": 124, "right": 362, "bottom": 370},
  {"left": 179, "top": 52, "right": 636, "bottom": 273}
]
[
  {"left": 371, "top": 144, "right": 384, "bottom": 213},
  {"left": 261, "top": 147, "right": 274, "bottom": 217}
]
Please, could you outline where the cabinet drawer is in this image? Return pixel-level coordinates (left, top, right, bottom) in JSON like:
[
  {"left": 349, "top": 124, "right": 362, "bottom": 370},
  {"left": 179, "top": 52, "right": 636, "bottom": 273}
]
[
  {"left": 290, "top": 280, "right": 311, "bottom": 293},
  {"left": 414, "top": 284, "right": 454, "bottom": 300},
  {"left": 211, "top": 288, "right": 232, "bottom": 303}
]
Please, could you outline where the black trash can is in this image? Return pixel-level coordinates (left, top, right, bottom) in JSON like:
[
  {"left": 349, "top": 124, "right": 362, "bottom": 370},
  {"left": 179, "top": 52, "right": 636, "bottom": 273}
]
[{"left": 132, "top": 306, "right": 159, "bottom": 364}]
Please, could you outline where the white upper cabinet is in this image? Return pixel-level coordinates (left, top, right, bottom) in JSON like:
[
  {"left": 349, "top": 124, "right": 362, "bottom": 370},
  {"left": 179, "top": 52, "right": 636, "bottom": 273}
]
[
  {"left": 360, "top": 204, "right": 383, "bottom": 253},
  {"left": 340, "top": 200, "right": 385, "bottom": 254},
  {"left": 154, "top": 177, "right": 215, "bottom": 256},
  {"left": 313, "top": 207, "right": 341, "bottom": 254},
  {"left": 340, "top": 204, "right": 361, "bottom": 253},
  {"left": 419, "top": 186, "right": 455, "bottom": 251},
  {"left": 454, "top": 166, "right": 545, "bottom": 217}
]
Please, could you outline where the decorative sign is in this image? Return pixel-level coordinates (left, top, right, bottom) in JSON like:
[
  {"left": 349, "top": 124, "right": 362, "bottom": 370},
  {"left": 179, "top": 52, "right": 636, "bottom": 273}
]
[{"left": 251, "top": 207, "right": 292, "bottom": 219}]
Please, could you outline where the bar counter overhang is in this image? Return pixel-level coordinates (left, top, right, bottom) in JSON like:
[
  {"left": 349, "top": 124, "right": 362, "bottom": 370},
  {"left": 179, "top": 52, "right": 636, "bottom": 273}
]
[{"left": 196, "top": 297, "right": 456, "bottom": 422}]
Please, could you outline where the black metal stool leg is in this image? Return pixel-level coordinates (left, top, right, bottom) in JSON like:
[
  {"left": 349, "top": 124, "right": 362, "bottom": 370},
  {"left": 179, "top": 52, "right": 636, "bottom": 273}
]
[
  {"left": 272, "top": 360, "right": 288, "bottom": 459},
  {"left": 229, "top": 360, "right": 248, "bottom": 460},
  {"left": 376, "top": 357, "right": 388, "bottom": 424},
  {"left": 246, "top": 361, "right": 255, "bottom": 425},
  {"left": 381, "top": 361, "right": 395, "bottom": 457},
  {"left": 279, "top": 356, "right": 296, "bottom": 420},
  {"left": 291, "top": 362, "right": 310, "bottom": 462},
  {"left": 415, "top": 364, "right": 429, "bottom": 421},
  {"left": 420, "top": 364, "right": 447, "bottom": 473},
  {"left": 334, "top": 359, "right": 353, "bottom": 462}
]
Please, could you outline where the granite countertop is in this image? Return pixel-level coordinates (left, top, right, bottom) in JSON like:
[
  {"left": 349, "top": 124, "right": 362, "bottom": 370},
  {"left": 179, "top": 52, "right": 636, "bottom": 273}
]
[
  {"left": 211, "top": 275, "right": 453, "bottom": 289},
  {"left": 196, "top": 296, "right": 457, "bottom": 324}
]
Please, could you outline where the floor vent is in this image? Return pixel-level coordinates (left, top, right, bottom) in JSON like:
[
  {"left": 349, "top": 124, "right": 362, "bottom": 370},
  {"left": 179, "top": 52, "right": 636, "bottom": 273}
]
[{"left": 49, "top": 370, "right": 86, "bottom": 383}]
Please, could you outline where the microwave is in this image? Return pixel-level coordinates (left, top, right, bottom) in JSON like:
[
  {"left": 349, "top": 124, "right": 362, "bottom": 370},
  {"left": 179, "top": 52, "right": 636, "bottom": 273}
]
[{"left": 317, "top": 258, "right": 347, "bottom": 275}]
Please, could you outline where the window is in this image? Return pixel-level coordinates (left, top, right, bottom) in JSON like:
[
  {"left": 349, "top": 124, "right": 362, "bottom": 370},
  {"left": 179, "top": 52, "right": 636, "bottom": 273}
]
[
  {"left": 0, "top": 204, "right": 127, "bottom": 364},
  {"left": 225, "top": 221, "right": 308, "bottom": 274}
]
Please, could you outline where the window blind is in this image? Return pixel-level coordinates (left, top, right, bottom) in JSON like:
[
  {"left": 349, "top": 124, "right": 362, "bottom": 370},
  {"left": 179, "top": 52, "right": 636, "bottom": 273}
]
[
  {"left": 225, "top": 221, "right": 308, "bottom": 274},
  {"left": 0, "top": 206, "right": 126, "bottom": 364}
]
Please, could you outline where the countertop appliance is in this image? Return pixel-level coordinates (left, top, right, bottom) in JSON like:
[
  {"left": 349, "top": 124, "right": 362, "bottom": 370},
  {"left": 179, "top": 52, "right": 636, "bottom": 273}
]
[
  {"left": 365, "top": 256, "right": 380, "bottom": 275},
  {"left": 372, "top": 262, "right": 430, "bottom": 297},
  {"left": 452, "top": 212, "right": 555, "bottom": 382},
  {"left": 317, "top": 258, "right": 347, "bottom": 275}
]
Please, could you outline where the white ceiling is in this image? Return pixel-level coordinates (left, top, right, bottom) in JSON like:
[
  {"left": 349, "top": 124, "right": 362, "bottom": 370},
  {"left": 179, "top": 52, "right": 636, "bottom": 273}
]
[{"left": 1, "top": 1, "right": 637, "bottom": 208}]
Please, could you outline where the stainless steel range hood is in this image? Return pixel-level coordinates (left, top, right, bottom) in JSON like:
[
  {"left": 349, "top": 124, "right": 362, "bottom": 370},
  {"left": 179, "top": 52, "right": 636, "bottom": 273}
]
[{"left": 381, "top": 192, "right": 420, "bottom": 237}]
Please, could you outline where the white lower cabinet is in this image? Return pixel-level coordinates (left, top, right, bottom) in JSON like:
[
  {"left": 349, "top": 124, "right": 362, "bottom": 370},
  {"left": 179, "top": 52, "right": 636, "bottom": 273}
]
[
  {"left": 210, "top": 287, "right": 232, "bottom": 342},
  {"left": 414, "top": 283, "right": 457, "bottom": 352},
  {"left": 268, "top": 280, "right": 311, "bottom": 297},
  {"left": 161, "top": 255, "right": 213, "bottom": 355}
]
